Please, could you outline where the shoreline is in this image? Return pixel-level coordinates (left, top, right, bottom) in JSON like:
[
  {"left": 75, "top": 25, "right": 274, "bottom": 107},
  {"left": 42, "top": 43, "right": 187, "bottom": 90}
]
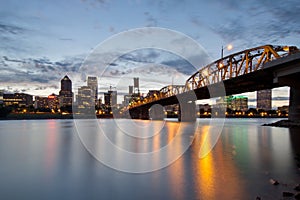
[
  {"left": 0, "top": 113, "right": 288, "bottom": 121},
  {"left": 262, "top": 119, "right": 300, "bottom": 128}
]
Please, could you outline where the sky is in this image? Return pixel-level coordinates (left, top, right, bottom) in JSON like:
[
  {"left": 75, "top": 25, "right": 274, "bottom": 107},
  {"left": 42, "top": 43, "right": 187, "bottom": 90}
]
[{"left": 1, "top": 0, "right": 299, "bottom": 108}]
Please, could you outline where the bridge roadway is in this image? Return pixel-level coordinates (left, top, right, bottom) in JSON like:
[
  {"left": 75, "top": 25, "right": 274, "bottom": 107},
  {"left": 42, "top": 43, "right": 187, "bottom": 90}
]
[{"left": 127, "top": 45, "right": 300, "bottom": 121}]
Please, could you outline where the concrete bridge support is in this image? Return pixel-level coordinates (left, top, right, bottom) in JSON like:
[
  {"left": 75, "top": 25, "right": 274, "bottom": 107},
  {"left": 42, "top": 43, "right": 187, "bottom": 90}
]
[
  {"left": 178, "top": 101, "right": 196, "bottom": 122},
  {"left": 289, "top": 86, "right": 300, "bottom": 121},
  {"left": 278, "top": 75, "right": 300, "bottom": 121},
  {"left": 129, "top": 107, "right": 149, "bottom": 120},
  {"left": 149, "top": 104, "right": 165, "bottom": 120}
]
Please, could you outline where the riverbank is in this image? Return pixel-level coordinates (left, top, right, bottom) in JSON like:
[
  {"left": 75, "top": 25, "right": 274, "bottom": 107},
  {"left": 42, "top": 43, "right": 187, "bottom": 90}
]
[
  {"left": 263, "top": 119, "right": 300, "bottom": 128},
  {"left": 0, "top": 113, "right": 74, "bottom": 120}
]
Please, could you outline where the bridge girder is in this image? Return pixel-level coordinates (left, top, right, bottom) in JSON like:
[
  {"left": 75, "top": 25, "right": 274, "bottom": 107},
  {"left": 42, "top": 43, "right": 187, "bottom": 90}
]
[{"left": 128, "top": 44, "right": 299, "bottom": 110}]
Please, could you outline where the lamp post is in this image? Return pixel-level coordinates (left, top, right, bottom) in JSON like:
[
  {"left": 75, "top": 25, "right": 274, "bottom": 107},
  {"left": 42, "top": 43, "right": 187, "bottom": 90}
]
[{"left": 221, "top": 44, "right": 233, "bottom": 59}]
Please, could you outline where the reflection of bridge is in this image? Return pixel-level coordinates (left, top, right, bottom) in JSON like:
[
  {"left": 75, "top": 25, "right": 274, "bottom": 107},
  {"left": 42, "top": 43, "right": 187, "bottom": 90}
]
[{"left": 127, "top": 45, "right": 300, "bottom": 121}]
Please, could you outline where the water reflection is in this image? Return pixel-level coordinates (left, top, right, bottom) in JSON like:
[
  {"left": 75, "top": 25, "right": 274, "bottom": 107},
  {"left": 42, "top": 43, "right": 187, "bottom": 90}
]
[
  {"left": 0, "top": 119, "right": 299, "bottom": 199},
  {"left": 190, "top": 124, "right": 245, "bottom": 199}
]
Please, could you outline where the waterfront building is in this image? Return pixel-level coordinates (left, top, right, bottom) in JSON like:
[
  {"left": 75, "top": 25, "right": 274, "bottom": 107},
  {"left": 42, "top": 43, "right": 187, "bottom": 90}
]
[
  {"left": 3, "top": 93, "right": 33, "bottom": 107},
  {"left": 47, "top": 94, "right": 59, "bottom": 110},
  {"left": 34, "top": 96, "right": 49, "bottom": 109},
  {"left": 87, "top": 76, "right": 98, "bottom": 105},
  {"left": 104, "top": 90, "right": 117, "bottom": 107},
  {"left": 77, "top": 86, "right": 94, "bottom": 109},
  {"left": 257, "top": 89, "right": 272, "bottom": 111},
  {"left": 0, "top": 90, "right": 3, "bottom": 105},
  {"left": 228, "top": 95, "right": 248, "bottom": 111},
  {"left": 217, "top": 95, "right": 248, "bottom": 111},
  {"left": 59, "top": 75, "right": 73, "bottom": 107}
]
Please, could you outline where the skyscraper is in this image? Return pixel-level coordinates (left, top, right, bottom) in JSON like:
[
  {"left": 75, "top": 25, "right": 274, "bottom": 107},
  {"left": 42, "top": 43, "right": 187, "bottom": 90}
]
[
  {"left": 104, "top": 90, "right": 117, "bottom": 107},
  {"left": 77, "top": 86, "right": 93, "bottom": 109},
  {"left": 133, "top": 77, "right": 139, "bottom": 94},
  {"left": 61, "top": 75, "right": 72, "bottom": 92},
  {"left": 257, "top": 89, "right": 272, "bottom": 110},
  {"left": 59, "top": 75, "right": 73, "bottom": 107},
  {"left": 87, "top": 76, "right": 98, "bottom": 105}
]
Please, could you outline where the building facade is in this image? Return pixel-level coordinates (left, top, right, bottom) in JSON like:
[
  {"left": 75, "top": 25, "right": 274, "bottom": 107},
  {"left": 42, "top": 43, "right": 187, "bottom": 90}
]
[
  {"left": 257, "top": 89, "right": 272, "bottom": 110},
  {"left": 87, "top": 76, "right": 98, "bottom": 105},
  {"left": 48, "top": 94, "right": 59, "bottom": 110},
  {"left": 59, "top": 75, "right": 73, "bottom": 107},
  {"left": 104, "top": 90, "right": 117, "bottom": 107},
  {"left": 77, "top": 86, "right": 94, "bottom": 109},
  {"left": 228, "top": 95, "right": 248, "bottom": 111},
  {"left": 34, "top": 96, "right": 49, "bottom": 109},
  {"left": 2, "top": 93, "right": 33, "bottom": 107},
  {"left": 217, "top": 95, "right": 248, "bottom": 111}
]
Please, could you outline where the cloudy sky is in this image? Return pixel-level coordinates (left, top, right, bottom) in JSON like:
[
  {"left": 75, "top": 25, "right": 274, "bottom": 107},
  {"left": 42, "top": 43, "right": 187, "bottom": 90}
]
[{"left": 1, "top": 0, "right": 299, "bottom": 108}]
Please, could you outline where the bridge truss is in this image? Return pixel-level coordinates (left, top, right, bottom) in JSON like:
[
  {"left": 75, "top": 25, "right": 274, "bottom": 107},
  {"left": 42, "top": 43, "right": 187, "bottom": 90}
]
[{"left": 129, "top": 45, "right": 298, "bottom": 108}]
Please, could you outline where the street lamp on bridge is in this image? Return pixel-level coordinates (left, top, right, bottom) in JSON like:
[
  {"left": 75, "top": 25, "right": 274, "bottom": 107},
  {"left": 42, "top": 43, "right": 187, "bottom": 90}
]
[{"left": 221, "top": 44, "right": 233, "bottom": 59}]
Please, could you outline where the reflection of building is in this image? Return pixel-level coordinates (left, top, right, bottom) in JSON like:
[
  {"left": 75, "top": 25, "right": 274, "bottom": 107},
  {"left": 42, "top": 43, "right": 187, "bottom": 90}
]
[
  {"left": 257, "top": 89, "right": 272, "bottom": 110},
  {"left": 3, "top": 93, "right": 33, "bottom": 107},
  {"left": 87, "top": 76, "right": 98, "bottom": 105},
  {"left": 59, "top": 75, "right": 73, "bottom": 107},
  {"left": 77, "top": 86, "right": 93, "bottom": 109}
]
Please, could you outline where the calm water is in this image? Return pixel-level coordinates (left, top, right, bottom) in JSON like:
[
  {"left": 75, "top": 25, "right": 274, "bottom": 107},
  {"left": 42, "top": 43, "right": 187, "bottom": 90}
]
[{"left": 0, "top": 118, "right": 299, "bottom": 200}]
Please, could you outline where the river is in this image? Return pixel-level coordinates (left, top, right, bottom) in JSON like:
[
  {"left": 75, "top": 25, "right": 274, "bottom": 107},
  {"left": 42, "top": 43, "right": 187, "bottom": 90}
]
[{"left": 0, "top": 118, "right": 299, "bottom": 199}]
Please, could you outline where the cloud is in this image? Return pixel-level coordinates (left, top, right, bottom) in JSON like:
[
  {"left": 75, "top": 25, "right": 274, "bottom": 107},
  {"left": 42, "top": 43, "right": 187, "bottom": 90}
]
[
  {"left": 59, "top": 38, "right": 73, "bottom": 41},
  {"left": 189, "top": 0, "right": 300, "bottom": 48},
  {"left": 3, "top": 56, "right": 26, "bottom": 63},
  {"left": 0, "top": 23, "right": 25, "bottom": 35},
  {"left": 144, "top": 12, "right": 158, "bottom": 27},
  {"left": 0, "top": 55, "right": 84, "bottom": 86},
  {"left": 109, "top": 26, "right": 115, "bottom": 33}
]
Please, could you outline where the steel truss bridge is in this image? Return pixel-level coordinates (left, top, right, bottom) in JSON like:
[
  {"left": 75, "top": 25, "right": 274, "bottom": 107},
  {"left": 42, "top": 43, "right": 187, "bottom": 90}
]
[{"left": 127, "top": 44, "right": 300, "bottom": 120}]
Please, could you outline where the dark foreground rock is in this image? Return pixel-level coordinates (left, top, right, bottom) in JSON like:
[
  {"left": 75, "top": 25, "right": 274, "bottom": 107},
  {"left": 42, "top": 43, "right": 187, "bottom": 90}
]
[
  {"left": 262, "top": 120, "right": 300, "bottom": 128},
  {"left": 282, "top": 191, "right": 294, "bottom": 197}
]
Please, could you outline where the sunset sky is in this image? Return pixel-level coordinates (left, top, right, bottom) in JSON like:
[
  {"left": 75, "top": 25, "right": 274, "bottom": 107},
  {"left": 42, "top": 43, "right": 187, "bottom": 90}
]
[{"left": 1, "top": 0, "right": 299, "bottom": 108}]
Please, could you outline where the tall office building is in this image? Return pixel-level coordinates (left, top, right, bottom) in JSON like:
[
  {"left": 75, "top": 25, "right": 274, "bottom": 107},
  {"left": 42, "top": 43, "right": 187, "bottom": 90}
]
[
  {"left": 129, "top": 86, "right": 133, "bottom": 95},
  {"left": 87, "top": 76, "right": 98, "bottom": 105},
  {"left": 104, "top": 90, "right": 117, "bottom": 107},
  {"left": 257, "top": 89, "right": 272, "bottom": 110},
  {"left": 77, "top": 86, "right": 93, "bottom": 109},
  {"left": 133, "top": 77, "right": 139, "bottom": 94},
  {"left": 59, "top": 75, "right": 73, "bottom": 107}
]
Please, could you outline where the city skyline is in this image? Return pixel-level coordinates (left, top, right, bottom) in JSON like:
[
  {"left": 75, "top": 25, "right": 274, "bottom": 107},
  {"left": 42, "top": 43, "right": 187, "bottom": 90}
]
[{"left": 1, "top": 1, "right": 298, "bottom": 108}]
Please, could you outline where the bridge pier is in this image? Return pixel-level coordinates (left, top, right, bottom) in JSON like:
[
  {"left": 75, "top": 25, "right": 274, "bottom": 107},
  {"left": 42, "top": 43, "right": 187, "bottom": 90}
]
[
  {"left": 149, "top": 104, "right": 165, "bottom": 120},
  {"left": 129, "top": 108, "right": 149, "bottom": 120},
  {"left": 289, "top": 86, "right": 300, "bottom": 121},
  {"left": 178, "top": 101, "right": 196, "bottom": 122}
]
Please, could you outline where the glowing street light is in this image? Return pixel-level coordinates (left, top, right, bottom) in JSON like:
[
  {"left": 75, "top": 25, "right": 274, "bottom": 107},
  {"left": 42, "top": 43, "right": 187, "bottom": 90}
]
[{"left": 221, "top": 44, "right": 233, "bottom": 59}]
